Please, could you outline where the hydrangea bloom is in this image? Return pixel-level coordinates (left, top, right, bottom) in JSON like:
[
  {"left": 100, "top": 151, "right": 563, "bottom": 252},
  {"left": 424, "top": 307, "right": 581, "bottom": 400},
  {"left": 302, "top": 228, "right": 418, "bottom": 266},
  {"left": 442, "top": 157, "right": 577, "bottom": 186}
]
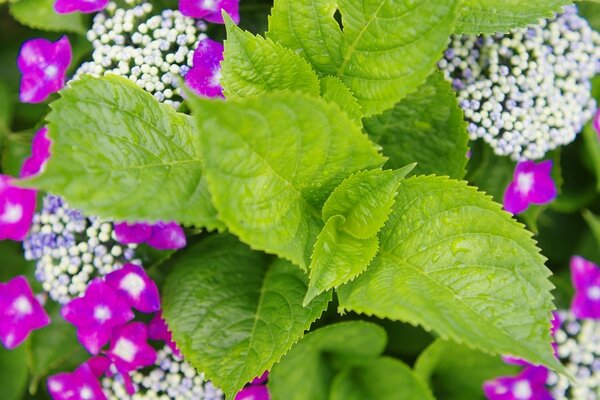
[
  {"left": 483, "top": 365, "right": 552, "bottom": 400},
  {"left": 114, "top": 221, "right": 186, "bottom": 250},
  {"left": 48, "top": 362, "right": 107, "bottom": 400},
  {"left": 0, "top": 175, "right": 36, "bottom": 241},
  {"left": 61, "top": 278, "right": 134, "bottom": 355},
  {"left": 54, "top": 0, "right": 109, "bottom": 14},
  {"left": 503, "top": 160, "right": 557, "bottom": 214},
  {"left": 105, "top": 264, "right": 160, "bottom": 313},
  {"left": 179, "top": 0, "right": 239, "bottom": 24},
  {"left": 184, "top": 37, "right": 224, "bottom": 98},
  {"left": 106, "top": 322, "right": 157, "bottom": 374},
  {"left": 0, "top": 276, "right": 50, "bottom": 349},
  {"left": 18, "top": 36, "right": 72, "bottom": 103},
  {"left": 570, "top": 256, "right": 600, "bottom": 319}
]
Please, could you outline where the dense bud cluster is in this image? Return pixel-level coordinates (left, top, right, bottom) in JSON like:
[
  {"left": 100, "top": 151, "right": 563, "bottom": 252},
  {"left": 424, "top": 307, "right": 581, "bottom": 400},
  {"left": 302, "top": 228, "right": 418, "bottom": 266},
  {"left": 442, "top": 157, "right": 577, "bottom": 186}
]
[
  {"left": 439, "top": 6, "right": 600, "bottom": 160},
  {"left": 75, "top": 2, "right": 206, "bottom": 109},
  {"left": 102, "top": 345, "right": 223, "bottom": 399},
  {"left": 23, "top": 195, "right": 138, "bottom": 304},
  {"left": 547, "top": 311, "right": 600, "bottom": 399}
]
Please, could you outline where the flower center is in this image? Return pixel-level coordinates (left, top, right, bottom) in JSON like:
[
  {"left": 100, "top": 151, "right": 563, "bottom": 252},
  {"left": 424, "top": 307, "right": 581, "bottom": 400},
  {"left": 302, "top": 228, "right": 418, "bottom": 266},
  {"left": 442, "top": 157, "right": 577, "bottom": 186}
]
[
  {"left": 512, "top": 380, "right": 532, "bottom": 399},
  {"left": 80, "top": 386, "right": 93, "bottom": 400},
  {"left": 587, "top": 285, "right": 600, "bottom": 300},
  {"left": 202, "top": 0, "right": 218, "bottom": 11},
  {"left": 211, "top": 69, "right": 222, "bottom": 87},
  {"left": 44, "top": 65, "right": 58, "bottom": 78},
  {"left": 93, "top": 305, "right": 112, "bottom": 323},
  {"left": 120, "top": 272, "right": 146, "bottom": 298},
  {"left": 1, "top": 203, "right": 23, "bottom": 223},
  {"left": 13, "top": 296, "right": 33, "bottom": 315},
  {"left": 516, "top": 172, "right": 535, "bottom": 195},
  {"left": 113, "top": 338, "right": 138, "bottom": 363}
]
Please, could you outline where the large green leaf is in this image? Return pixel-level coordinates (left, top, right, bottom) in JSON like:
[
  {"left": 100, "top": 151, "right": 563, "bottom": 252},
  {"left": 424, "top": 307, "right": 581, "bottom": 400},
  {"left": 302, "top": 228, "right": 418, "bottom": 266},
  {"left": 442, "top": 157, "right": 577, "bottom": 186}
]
[
  {"left": 582, "top": 124, "right": 600, "bottom": 192},
  {"left": 319, "top": 76, "right": 362, "bottom": 124},
  {"left": 10, "top": 0, "right": 86, "bottom": 34},
  {"left": 188, "top": 92, "right": 385, "bottom": 269},
  {"left": 26, "top": 75, "right": 221, "bottom": 230},
  {"left": 221, "top": 15, "right": 320, "bottom": 98},
  {"left": 338, "top": 175, "right": 561, "bottom": 370},
  {"left": 0, "top": 346, "right": 28, "bottom": 400},
  {"left": 330, "top": 357, "right": 434, "bottom": 400},
  {"left": 268, "top": 321, "right": 387, "bottom": 400},
  {"left": 364, "top": 72, "right": 469, "bottom": 179},
  {"left": 415, "top": 339, "right": 519, "bottom": 400},
  {"left": 455, "top": 0, "right": 571, "bottom": 34},
  {"left": 267, "top": 0, "right": 459, "bottom": 117},
  {"left": 162, "top": 234, "right": 331, "bottom": 397}
]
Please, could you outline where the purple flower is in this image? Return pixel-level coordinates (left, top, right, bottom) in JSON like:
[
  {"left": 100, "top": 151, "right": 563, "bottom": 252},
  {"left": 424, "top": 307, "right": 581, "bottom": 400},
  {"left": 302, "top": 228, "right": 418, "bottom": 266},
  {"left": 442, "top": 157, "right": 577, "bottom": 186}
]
[
  {"left": 20, "top": 127, "right": 51, "bottom": 178},
  {"left": 18, "top": 36, "right": 72, "bottom": 103},
  {"left": 251, "top": 371, "right": 269, "bottom": 385},
  {"left": 106, "top": 322, "right": 157, "bottom": 374},
  {"left": 148, "top": 312, "right": 181, "bottom": 357},
  {"left": 47, "top": 362, "right": 106, "bottom": 400},
  {"left": 0, "top": 276, "right": 50, "bottom": 349},
  {"left": 114, "top": 221, "right": 186, "bottom": 250},
  {"left": 483, "top": 365, "right": 552, "bottom": 400},
  {"left": 184, "top": 38, "right": 224, "bottom": 98},
  {"left": 0, "top": 175, "right": 37, "bottom": 241},
  {"left": 54, "top": 0, "right": 109, "bottom": 14},
  {"left": 84, "top": 356, "right": 111, "bottom": 378},
  {"left": 179, "top": 0, "right": 239, "bottom": 24},
  {"left": 503, "top": 160, "right": 557, "bottom": 214},
  {"left": 235, "top": 385, "right": 270, "bottom": 400},
  {"left": 570, "top": 256, "right": 600, "bottom": 319},
  {"left": 594, "top": 109, "right": 600, "bottom": 138},
  {"left": 105, "top": 264, "right": 160, "bottom": 313},
  {"left": 62, "top": 278, "right": 134, "bottom": 355}
]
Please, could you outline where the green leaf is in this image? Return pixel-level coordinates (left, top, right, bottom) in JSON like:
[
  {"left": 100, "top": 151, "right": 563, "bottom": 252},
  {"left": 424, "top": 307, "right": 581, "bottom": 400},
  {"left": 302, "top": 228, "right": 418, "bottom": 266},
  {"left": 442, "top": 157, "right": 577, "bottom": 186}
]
[
  {"left": 0, "top": 80, "right": 13, "bottom": 133},
  {"left": 330, "top": 357, "right": 434, "bottom": 400},
  {"left": 304, "top": 215, "right": 379, "bottom": 306},
  {"left": 188, "top": 92, "right": 385, "bottom": 269},
  {"left": 322, "top": 168, "right": 412, "bottom": 239},
  {"left": 415, "top": 339, "right": 519, "bottom": 400},
  {"left": 582, "top": 124, "right": 600, "bottom": 192},
  {"left": 455, "top": 0, "right": 571, "bottom": 35},
  {"left": 319, "top": 76, "right": 362, "bottom": 124},
  {"left": 583, "top": 209, "right": 600, "bottom": 248},
  {"left": 10, "top": 0, "right": 86, "bottom": 34},
  {"left": 337, "top": 175, "right": 561, "bottom": 370},
  {"left": 162, "top": 234, "right": 331, "bottom": 397},
  {"left": 268, "top": 321, "right": 387, "bottom": 400},
  {"left": 364, "top": 72, "right": 469, "bottom": 179},
  {"left": 26, "top": 75, "right": 222, "bottom": 230},
  {"left": 466, "top": 141, "right": 515, "bottom": 202},
  {"left": 267, "top": 0, "right": 459, "bottom": 116},
  {"left": 0, "top": 346, "right": 28, "bottom": 400},
  {"left": 2, "top": 131, "right": 33, "bottom": 177},
  {"left": 221, "top": 15, "right": 320, "bottom": 98}
]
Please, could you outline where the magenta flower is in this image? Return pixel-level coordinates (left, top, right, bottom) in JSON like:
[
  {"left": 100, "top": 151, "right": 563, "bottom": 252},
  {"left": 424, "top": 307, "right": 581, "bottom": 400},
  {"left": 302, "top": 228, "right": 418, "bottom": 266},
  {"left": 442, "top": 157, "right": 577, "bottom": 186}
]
[
  {"left": 54, "top": 0, "right": 109, "bottom": 14},
  {"left": 106, "top": 322, "right": 157, "bottom": 374},
  {"left": 85, "top": 356, "right": 112, "bottom": 378},
  {"left": 114, "top": 221, "right": 186, "bottom": 250},
  {"left": 179, "top": 0, "right": 239, "bottom": 24},
  {"left": 105, "top": 264, "right": 160, "bottom": 313},
  {"left": 0, "top": 175, "right": 36, "bottom": 241},
  {"left": 570, "top": 256, "right": 600, "bottom": 319},
  {"left": 503, "top": 160, "right": 557, "bottom": 214},
  {"left": 0, "top": 276, "right": 50, "bottom": 349},
  {"left": 251, "top": 371, "right": 269, "bottom": 385},
  {"left": 483, "top": 365, "right": 552, "bottom": 400},
  {"left": 17, "top": 36, "right": 72, "bottom": 103},
  {"left": 62, "top": 278, "right": 134, "bottom": 355},
  {"left": 47, "top": 362, "right": 106, "bottom": 400},
  {"left": 148, "top": 312, "right": 181, "bottom": 357},
  {"left": 184, "top": 38, "right": 224, "bottom": 98},
  {"left": 235, "top": 385, "right": 270, "bottom": 400},
  {"left": 20, "top": 127, "right": 51, "bottom": 178},
  {"left": 594, "top": 109, "right": 600, "bottom": 138}
]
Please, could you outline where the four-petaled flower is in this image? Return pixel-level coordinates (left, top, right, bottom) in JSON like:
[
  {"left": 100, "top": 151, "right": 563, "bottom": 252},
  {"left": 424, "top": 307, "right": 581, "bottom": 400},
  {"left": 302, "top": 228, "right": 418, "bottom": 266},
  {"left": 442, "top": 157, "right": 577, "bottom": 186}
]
[
  {"left": 184, "top": 38, "right": 225, "bottom": 98},
  {"left": 503, "top": 160, "right": 557, "bottom": 214},
  {"left": 18, "top": 36, "right": 72, "bottom": 103},
  {"left": 0, "top": 175, "right": 36, "bottom": 241},
  {"left": 105, "top": 264, "right": 161, "bottom": 313},
  {"left": 47, "top": 362, "right": 107, "bottom": 400},
  {"left": 0, "top": 276, "right": 50, "bottom": 349},
  {"left": 114, "top": 221, "right": 187, "bottom": 250},
  {"left": 179, "top": 0, "right": 239, "bottom": 24},
  {"left": 62, "top": 278, "right": 134, "bottom": 355},
  {"left": 570, "top": 255, "right": 600, "bottom": 319},
  {"left": 483, "top": 365, "right": 552, "bottom": 400},
  {"left": 148, "top": 311, "right": 181, "bottom": 357},
  {"left": 54, "top": 0, "right": 109, "bottom": 14},
  {"left": 106, "top": 322, "right": 157, "bottom": 374}
]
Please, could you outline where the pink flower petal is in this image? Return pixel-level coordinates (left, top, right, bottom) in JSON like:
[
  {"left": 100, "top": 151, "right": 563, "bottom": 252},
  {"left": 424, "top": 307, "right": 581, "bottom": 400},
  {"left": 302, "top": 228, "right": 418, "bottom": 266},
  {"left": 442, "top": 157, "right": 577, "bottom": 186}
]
[
  {"left": 105, "top": 264, "right": 161, "bottom": 313},
  {"left": 148, "top": 312, "right": 181, "bottom": 357},
  {"left": 0, "top": 276, "right": 50, "bottom": 349},
  {"left": 0, "top": 175, "right": 37, "bottom": 241},
  {"left": 147, "top": 222, "right": 187, "bottom": 250},
  {"left": 251, "top": 371, "right": 269, "bottom": 385},
  {"left": 54, "top": 0, "right": 109, "bottom": 14},
  {"left": 107, "top": 322, "right": 157, "bottom": 373},
  {"left": 179, "top": 0, "right": 239, "bottom": 23},
  {"left": 114, "top": 221, "right": 153, "bottom": 245},
  {"left": 47, "top": 362, "right": 106, "bottom": 400},
  {"left": 20, "top": 127, "right": 51, "bottom": 178},
  {"left": 483, "top": 366, "right": 552, "bottom": 400},
  {"left": 503, "top": 160, "right": 557, "bottom": 214},
  {"left": 185, "top": 38, "right": 224, "bottom": 98},
  {"left": 203, "top": 0, "right": 239, "bottom": 24},
  {"left": 569, "top": 256, "right": 600, "bottom": 319},
  {"left": 235, "top": 385, "right": 270, "bottom": 400}
]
